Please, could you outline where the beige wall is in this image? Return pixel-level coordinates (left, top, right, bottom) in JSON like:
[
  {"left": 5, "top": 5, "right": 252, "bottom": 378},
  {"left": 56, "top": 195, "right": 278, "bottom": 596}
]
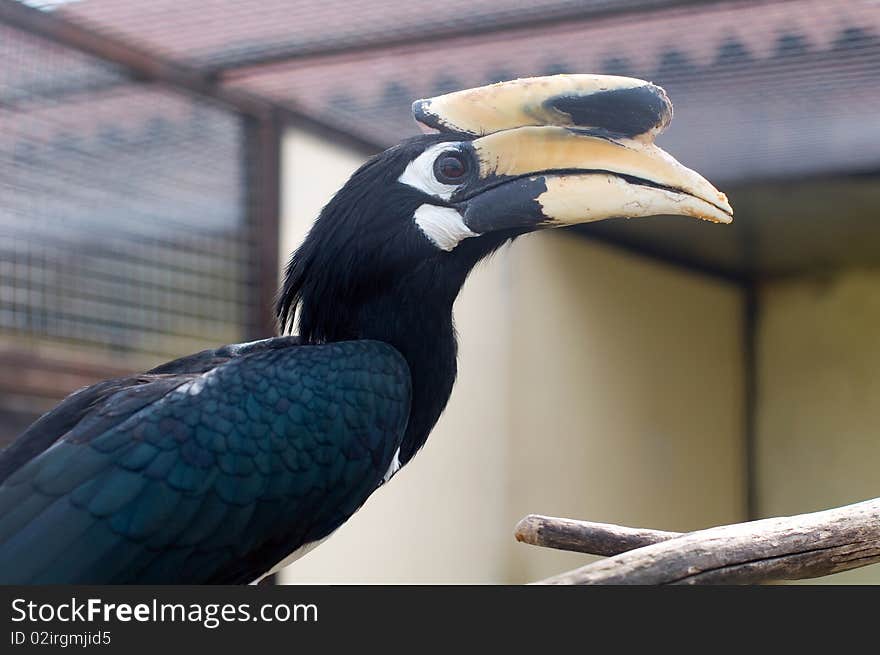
[
  {"left": 506, "top": 234, "right": 746, "bottom": 582},
  {"left": 278, "top": 127, "right": 746, "bottom": 583},
  {"left": 756, "top": 268, "right": 880, "bottom": 584}
]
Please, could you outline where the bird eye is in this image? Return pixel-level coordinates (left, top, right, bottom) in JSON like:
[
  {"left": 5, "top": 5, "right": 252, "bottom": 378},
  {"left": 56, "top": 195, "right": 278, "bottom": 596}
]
[{"left": 433, "top": 151, "right": 469, "bottom": 184}]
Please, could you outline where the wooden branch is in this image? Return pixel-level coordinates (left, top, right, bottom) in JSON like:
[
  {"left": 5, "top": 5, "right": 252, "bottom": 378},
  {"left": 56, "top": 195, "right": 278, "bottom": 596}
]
[
  {"left": 515, "top": 515, "right": 680, "bottom": 556},
  {"left": 517, "top": 498, "right": 880, "bottom": 584}
]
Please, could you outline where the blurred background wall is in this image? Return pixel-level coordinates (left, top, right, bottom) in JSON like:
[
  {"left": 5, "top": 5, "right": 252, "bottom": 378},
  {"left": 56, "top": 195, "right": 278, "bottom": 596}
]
[
  {"left": 757, "top": 270, "right": 880, "bottom": 583},
  {"left": 1, "top": 0, "right": 879, "bottom": 582}
]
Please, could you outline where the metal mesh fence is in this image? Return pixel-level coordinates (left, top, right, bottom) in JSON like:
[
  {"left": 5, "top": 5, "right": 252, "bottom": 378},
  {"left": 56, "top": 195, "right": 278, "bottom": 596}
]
[
  {"left": 223, "top": 0, "right": 880, "bottom": 183},
  {"left": 52, "top": 0, "right": 692, "bottom": 68},
  {"left": 0, "top": 11, "right": 262, "bottom": 442},
  {"left": 46, "top": 0, "right": 880, "bottom": 182},
  {"left": 0, "top": 23, "right": 254, "bottom": 364}
]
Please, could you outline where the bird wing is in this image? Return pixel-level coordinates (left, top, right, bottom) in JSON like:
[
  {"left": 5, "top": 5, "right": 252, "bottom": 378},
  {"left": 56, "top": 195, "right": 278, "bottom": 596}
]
[
  {"left": 0, "top": 336, "right": 303, "bottom": 485},
  {"left": 0, "top": 339, "right": 411, "bottom": 584}
]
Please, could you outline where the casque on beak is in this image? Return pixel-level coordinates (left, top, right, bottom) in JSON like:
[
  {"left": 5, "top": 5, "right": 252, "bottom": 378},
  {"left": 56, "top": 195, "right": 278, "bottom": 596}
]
[{"left": 412, "top": 74, "right": 733, "bottom": 234}]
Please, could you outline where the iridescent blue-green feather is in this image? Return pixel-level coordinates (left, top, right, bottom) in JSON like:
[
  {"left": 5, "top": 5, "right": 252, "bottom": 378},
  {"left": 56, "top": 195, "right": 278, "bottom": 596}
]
[{"left": 0, "top": 339, "right": 410, "bottom": 584}]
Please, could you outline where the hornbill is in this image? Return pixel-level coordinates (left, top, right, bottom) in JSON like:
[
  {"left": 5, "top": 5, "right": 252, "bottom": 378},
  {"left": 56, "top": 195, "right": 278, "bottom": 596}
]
[{"left": 0, "top": 75, "right": 732, "bottom": 583}]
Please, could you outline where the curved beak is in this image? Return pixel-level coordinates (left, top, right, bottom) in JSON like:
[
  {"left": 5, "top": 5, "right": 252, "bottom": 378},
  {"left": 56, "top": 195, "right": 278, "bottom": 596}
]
[{"left": 454, "top": 125, "right": 733, "bottom": 233}]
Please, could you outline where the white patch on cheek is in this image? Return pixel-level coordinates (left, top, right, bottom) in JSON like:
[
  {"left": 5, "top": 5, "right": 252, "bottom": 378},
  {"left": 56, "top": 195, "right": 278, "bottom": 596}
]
[{"left": 413, "top": 204, "right": 478, "bottom": 251}]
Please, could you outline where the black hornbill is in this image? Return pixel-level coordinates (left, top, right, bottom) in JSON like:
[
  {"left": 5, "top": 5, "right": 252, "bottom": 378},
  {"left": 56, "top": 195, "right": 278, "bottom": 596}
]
[{"left": 0, "top": 75, "right": 732, "bottom": 583}]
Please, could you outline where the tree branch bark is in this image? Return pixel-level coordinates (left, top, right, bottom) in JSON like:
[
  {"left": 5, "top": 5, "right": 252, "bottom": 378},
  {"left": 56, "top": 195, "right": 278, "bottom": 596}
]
[
  {"left": 516, "top": 498, "right": 880, "bottom": 584},
  {"left": 515, "top": 515, "right": 680, "bottom": 556}
]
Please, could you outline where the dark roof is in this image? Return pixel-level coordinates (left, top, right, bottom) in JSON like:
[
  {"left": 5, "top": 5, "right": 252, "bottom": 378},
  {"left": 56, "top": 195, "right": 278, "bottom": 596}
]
[
  {"left": 57, "top": 0, "right": 702, "bottom": 68},
  {"left": 46, "top": 0, "right": 880, "bottom": 184},
  {"left": 2, "top": 18, "right": 254, "bottom": 364}
]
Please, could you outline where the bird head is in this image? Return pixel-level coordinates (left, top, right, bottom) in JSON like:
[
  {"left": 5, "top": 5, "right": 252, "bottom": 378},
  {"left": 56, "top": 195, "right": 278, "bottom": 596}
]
[
  {"left": 278, "top": 74, "right": 732, "bottom": 340},
  {"left": 405, "top": 74, "right": 731, "bottom": 247}
]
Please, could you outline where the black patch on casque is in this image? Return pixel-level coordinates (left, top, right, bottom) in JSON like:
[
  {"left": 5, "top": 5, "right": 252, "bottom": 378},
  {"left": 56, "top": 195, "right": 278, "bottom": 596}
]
[
  {"left": 547, "top": 84, "right": 670, "bottom": 138},
  {"left": 412, "top": 99, "right": 442, "bottom": 131}
]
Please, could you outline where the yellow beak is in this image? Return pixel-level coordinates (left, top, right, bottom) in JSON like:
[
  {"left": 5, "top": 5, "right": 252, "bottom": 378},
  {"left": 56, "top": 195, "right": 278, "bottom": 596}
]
[
  {"left": 458, "top": 125, "right": 732, "bottom": 230},
  {"left": 414, "top": 74, "right": 733, "bottom": 233}
]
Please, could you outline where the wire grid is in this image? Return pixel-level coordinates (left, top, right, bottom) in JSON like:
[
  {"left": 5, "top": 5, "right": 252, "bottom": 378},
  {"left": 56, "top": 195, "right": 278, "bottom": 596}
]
[
  {"left": 32, "top": 0, "right": 880, "bottom": 181},
  {"left": 0, "top": 22, "right": 254, "bottom": 367},
  {"left": 43, "top": 0, "right": 880, "bottom": 184},
  {"left": 54, "top": 0, "right": 691, "bottom": 68},
  {"left": 223, "top": 0, "right": 880, "bottom": 183}
]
